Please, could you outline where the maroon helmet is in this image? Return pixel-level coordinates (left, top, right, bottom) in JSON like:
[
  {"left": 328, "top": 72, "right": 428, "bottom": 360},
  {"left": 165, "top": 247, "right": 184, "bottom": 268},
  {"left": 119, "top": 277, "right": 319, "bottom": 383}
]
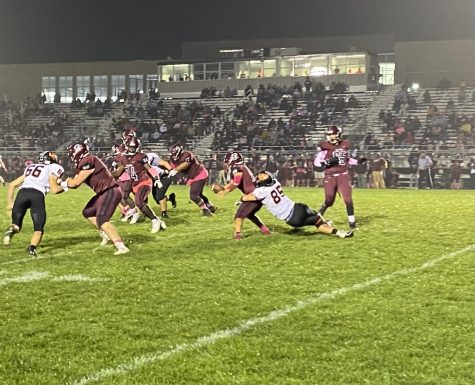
[
  {"left": 67, "top": 142, "right": 90, "bottom": 166},
  {"left": 121, "top": 128, "right": 137, "bottom": 144},
  {"left": 125, "top": 136, "right": 141, "bottom": 155},
  {"left": 224, "top": 151, "right": 244, "bottom": 168},
  {"left": 168, "top": 144, "right": 183, "bottom": 161},
  {"left": 326, "top": 125, "right": 343, "bottom": 144}
]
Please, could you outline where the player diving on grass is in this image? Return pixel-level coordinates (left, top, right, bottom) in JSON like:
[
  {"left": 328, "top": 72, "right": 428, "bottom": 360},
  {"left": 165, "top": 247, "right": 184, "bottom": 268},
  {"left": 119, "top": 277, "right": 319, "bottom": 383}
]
[{"left": 240, "top": 171, "right": 354, "bottom": 238}]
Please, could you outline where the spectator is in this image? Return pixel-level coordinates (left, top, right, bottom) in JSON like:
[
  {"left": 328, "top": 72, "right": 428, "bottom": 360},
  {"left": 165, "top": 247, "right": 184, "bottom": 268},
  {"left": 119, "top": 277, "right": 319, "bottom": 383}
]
[{"left": 417, "top": 152, "right": 433, "bottom": 189}]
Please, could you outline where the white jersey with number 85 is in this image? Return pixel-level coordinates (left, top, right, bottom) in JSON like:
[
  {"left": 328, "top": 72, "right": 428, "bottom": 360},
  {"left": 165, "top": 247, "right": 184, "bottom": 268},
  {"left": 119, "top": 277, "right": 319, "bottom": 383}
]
[{"left": 252, "top": 181, "right": 295, "bottom": 221}]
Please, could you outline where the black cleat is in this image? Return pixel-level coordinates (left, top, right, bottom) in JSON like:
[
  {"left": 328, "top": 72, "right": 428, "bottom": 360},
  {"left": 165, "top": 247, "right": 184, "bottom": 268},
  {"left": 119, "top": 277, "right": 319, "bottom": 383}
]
[
  {"left": 168, "top": 193, "right": 177, "bottom": 208},
  {"left": 349, "top": 222, "right": 357, "bottom": 229},
  {"left": 27, "top": 245, "right": 38, "bottom": 257},
  {"left": 208, "top": 204, "right": 217, "bottom": 213},
  {"left": 202, "top": 208, "right": 213, "bottom": 217},
  {"left": 161, "top": 211, "right": 169, "bottom": 218}
]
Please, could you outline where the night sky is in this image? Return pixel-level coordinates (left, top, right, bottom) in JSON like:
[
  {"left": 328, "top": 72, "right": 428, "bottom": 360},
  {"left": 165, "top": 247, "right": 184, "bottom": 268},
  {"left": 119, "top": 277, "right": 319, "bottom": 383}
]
[{"left": 0, "top": 0, "right": 474, "bottom": 64}]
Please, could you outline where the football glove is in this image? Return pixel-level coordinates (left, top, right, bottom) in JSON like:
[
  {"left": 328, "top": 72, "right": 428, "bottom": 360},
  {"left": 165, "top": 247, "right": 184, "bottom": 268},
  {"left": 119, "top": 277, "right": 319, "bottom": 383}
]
[
  {"left": 324, "top": 157, "right": 340, "bottom": 168},
  {"left": 167, "top": 169, "right": 178, "bottom": 178},
  {"left": 154, "top": 178, "right": 163, "bottom": 189}
]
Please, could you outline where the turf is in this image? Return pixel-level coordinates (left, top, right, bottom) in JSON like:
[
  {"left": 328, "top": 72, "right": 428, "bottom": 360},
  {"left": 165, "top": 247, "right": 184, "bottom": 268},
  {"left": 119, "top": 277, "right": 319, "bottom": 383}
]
[{"left": 0, "top": 185, "right": 474, "bottom": 385}]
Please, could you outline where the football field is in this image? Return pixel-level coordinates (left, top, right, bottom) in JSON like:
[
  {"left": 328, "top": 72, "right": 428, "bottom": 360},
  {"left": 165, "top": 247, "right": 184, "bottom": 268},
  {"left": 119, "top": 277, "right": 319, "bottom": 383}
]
[{"left": 1, "top": 185, "right": 474, "bottom": 385}]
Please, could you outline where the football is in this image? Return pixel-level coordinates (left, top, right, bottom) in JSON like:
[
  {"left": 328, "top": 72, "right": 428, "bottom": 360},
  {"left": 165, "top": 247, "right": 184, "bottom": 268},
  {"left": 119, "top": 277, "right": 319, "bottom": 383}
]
[{"left": 211, "top": 183, "right": 225, "bottom": 193}]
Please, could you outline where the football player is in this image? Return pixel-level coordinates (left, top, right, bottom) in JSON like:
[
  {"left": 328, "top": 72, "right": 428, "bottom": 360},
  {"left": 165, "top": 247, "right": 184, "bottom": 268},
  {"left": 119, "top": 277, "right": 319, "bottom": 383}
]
[
  {"left": 240, "top": 171, "right": 353, "bottom": 238},
  {"left": 213, "top": 151, "right": 270, "bottom": 240},
  {"left": 314, "top": 125, "right": 366, "bottom": 229},
  {"left": 3, "top": 151, "right": 67, "bottom": 256},
  {"left": 112, "top": 137, "right": 166, "bottom": 233},
  {"left": 111, "top": 144, "right": 140, "bottom": 223},
  {"left": 145, "top": 150, "right": 176, "bottom": 218},
  {"left": 168, "top": 144, "right": 216, "bottom": 216},
  {"left": 62, "top": 142, "right": 129, "bottom": 255}
]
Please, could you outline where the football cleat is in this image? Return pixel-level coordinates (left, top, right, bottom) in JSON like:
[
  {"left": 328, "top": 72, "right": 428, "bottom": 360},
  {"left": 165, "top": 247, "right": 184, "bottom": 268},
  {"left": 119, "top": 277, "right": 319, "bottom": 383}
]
[
  {"left": 27, "top": 245, "right": 38, "bottom": 257},
  {"left": 336, "top": 230, "right": 354, "bottom": 239},
  {"left": 129, "top": 210, "right": 141, "bottom": 224},
  {"left": 233, "top": 232, "right": 243, "bottom": 240},
  {"left": 260, "top": 225, "right": 271, "bottom": 235},
  {"left": 202, "top": 208, "right": 213, "bottom": 217},
  {"left": 151, "top": 219, "right": 161, "bottom": 233},
  {"left": 99, "top": 230, "right": 110, "bottom": 246},
  {"left": 168, "top": 193, "right": 177, "bottom": 208},
  {"left": 3, "top": 225, "right": 19, "bottom": 245},
  {"left": 114, "top": 244, "right": 130, "bottom": 255},
  {"left": 121, "top": 208, "right": 136, "bottom": 222},
  {"left": 161, "top": 211, "right": 169, "bottom": 218},
  {"left": 159, "top": 219, "right": 167, "bottom": 230},
  {"left": 207, "top": 204, "right": 217, "bottom": 213},
  {"left": 349, "top": 222, "right": 357, "bottom": 229}
]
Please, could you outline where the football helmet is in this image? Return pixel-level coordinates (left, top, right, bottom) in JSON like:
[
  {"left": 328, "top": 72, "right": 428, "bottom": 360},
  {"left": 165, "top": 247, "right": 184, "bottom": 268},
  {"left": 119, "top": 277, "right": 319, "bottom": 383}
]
[
  {"left": 38, "top": 151, "right": 58, "bottom": 165},
  {"left": 326, "top": 125, "right": 343, "bottom": 144},
  {"left": 256, "top": 171, "right": 276, "bottom": 187},
  {"left": 121, "top": 128, "right": 137, "bottom": 143},
  {"left": 112, "top": 143, "right": 125, "bottom": 156},
  {"left": 168, "top": 144, "right": 183, "bottom": 161},
  {"left": 67, "top": 142, "right": 89, "bottom": 166},
  {"left": 224, "top": 152, "right": 244, "bottom": 168},
  {"left": 125, "top": 137, "right": 141, "bottom": 155}
]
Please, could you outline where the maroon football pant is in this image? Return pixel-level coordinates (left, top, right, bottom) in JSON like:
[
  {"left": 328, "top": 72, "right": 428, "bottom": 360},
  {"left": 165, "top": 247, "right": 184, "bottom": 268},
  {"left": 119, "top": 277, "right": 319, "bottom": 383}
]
[
  {"left": 322, "top": 173, "right": 354, "bottom": 215},
  {"left": 82, "top": 186, "right": 122, "bottom": 227}
]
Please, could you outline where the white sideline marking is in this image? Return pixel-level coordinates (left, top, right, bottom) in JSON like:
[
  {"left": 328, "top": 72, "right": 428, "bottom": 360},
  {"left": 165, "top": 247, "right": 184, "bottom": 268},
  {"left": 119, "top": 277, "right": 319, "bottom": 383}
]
[
  {"left": 68, "top": 244, "right": 475, "bottom": 385},
  {"left": 0, "top": 271, "right": 108, "bottom": 287}
]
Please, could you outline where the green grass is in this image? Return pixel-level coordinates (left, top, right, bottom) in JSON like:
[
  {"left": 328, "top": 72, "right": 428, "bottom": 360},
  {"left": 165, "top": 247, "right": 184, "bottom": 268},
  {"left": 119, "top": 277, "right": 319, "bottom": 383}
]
[{"left": 0, "top": 185, "right": 474, "bottom": 385}]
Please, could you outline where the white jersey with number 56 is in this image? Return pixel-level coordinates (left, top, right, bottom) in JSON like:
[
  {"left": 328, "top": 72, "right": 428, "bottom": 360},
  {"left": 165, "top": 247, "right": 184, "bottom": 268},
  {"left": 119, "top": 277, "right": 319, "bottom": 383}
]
[
  {"left": 20, "top": 163, "right": 64, "bottom": 195},
  {"left": 252, "top": 181, "right": 295, "bottom": 221}
]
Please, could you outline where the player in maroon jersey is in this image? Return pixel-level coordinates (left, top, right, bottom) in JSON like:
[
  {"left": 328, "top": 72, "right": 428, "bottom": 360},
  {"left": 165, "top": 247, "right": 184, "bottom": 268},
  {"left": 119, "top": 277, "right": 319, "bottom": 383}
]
[
  {"left": 213, "top": 151, "right": 270, "bottom": 240},
  {"left": 167, "top": 144, "right": 216, "bottom": 216},
  {"left": 112, "top": 137, "right": 166, "bottom": 233},
  {"left": 63, "top": 142, "right": 129, "bottom": 255},
  {"left": 313, "top": 125, "right": 366, "bottom": 229},
  {"left": 111, "top": 143, "right": 139, "bottom": 223}
]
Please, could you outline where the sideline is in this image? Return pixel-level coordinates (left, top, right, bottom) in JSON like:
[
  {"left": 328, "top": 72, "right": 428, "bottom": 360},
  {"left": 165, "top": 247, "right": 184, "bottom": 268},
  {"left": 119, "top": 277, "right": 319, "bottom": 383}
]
[{"left": 67, "top": 244, "right": 475, "bottom": 385}]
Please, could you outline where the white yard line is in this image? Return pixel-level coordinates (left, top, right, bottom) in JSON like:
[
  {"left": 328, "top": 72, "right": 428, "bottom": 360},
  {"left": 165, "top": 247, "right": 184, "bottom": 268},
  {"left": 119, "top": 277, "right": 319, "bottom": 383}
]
[
  {"left": 0, "top": 271, "right": 50, "bottom": 286},
  {"left": 0, "top": 271, "right": 108, "bottom": 287},
  {"left": 68, "top": 244, "right": 475, "bottom": 385},
  {"left": 52, "top": 275, "right": 109, "bottom": 282}
]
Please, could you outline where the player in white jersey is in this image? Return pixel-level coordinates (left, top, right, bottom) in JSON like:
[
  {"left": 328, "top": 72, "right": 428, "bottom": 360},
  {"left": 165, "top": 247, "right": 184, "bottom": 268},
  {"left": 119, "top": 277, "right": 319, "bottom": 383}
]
[
  {"left": 240, "top": 171, "right": 353, "bottom": 239},
  {"left": 3, "top": 151, "right": 67, "bottom": 256},
  {"left": 146, "top": 151, "right": 176, "bottom": 218}
]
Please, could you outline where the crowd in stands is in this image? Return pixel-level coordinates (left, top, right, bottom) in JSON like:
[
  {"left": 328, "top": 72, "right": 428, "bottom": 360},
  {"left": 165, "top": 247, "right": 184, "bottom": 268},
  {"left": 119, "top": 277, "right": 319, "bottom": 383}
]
[
  {"left": 366, "top": 82, "right": 475, "bottom": 157},
  {"left": 1, "top": 77, "right": 474, "bottom": 189}
]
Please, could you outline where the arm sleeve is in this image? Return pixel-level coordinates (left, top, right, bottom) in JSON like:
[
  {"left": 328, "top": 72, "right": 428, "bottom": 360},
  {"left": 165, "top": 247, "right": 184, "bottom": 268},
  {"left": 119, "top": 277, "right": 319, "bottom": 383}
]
[{"left": 314, "top": 150, "right": 327, "bottom": 167}]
